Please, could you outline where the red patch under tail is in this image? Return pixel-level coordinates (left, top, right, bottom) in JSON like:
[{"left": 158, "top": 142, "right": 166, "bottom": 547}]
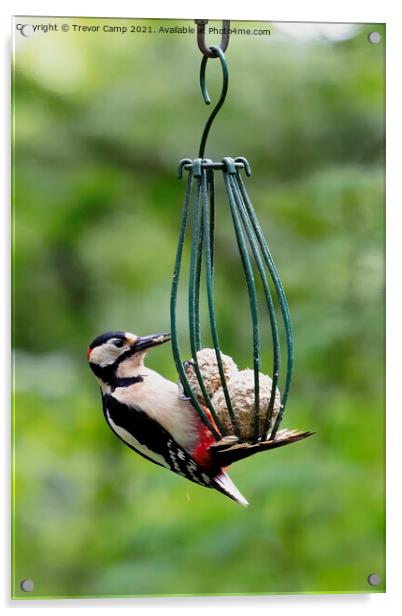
[{"left": 191, "top": 404, "right": 220, "bottom": 471}]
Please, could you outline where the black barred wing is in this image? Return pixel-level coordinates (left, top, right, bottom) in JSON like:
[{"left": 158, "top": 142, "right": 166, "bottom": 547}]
[{"left": 102, "top": 393, "right": 216, "bottom": 489}]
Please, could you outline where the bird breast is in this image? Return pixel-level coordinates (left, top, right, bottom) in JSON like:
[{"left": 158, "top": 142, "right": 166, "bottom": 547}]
[{"left": 112, "top": 368, "right": 201, "bottom": 452}]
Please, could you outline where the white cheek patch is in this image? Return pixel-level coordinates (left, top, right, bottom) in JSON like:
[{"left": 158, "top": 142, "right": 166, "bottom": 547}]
[
  {"left": 106, "top": 410, "right": 170, "bottom": 469},
  {"left": 90, "top": 343, "right": 127, "bottom": 367}
]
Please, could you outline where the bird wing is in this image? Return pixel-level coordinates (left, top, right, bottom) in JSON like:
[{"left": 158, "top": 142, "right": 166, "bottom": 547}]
[{"left": 102, "top": 393, "right": 248, "bottom": 505}]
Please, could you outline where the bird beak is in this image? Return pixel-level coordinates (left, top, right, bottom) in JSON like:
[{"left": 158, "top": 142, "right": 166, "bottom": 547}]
[{"left": 132, "top": 332, "right": 171, "bottom": 352}]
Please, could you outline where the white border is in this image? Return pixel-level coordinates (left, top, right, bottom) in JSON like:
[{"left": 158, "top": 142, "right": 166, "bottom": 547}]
[{"left": 2, "top": 1, "right": 401, "bottom": 614}]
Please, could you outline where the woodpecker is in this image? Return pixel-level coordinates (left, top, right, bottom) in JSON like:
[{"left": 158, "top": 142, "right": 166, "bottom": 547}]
[{"left": 87, "top": 331, "right": 248, "bottom": 506}]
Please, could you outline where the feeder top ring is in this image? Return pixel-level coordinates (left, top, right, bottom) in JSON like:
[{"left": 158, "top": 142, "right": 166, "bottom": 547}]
[{"left": 195, "top": 19, "right": 230, "bottom": 58}]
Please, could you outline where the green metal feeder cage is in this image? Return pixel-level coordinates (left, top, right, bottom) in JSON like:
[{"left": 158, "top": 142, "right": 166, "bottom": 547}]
[{"left": 170, "top": 24, "right": 312, "bottom": 466}]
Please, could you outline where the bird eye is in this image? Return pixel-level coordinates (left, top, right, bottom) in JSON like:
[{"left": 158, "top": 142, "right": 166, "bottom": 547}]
[{"left": 113, "top": 339, "right": 125, "bottom": 348}]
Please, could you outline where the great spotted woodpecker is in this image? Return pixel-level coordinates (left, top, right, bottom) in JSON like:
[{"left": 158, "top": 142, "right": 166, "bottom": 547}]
[{"left": 87, "top": 331, "right": 248, "bottom": 506}]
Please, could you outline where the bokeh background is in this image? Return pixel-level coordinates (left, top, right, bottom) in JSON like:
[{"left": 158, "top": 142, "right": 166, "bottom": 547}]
[{"left": 12, "top": 17, "right": 385, "bottom": 598}]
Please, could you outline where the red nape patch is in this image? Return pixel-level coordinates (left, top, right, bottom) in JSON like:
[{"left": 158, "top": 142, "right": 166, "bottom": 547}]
[{"left": 87, "top": 347, "right": 92, "bottom": 361}]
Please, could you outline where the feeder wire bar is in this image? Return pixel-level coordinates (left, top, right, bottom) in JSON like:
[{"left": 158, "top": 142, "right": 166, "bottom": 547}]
[
  {"left": 229, "top": 167, "right": 281, "bottom": 439},
  {"left": 201, "top": 167, "right": 241, "bottom": 438},
  {"left": 170, "top": 170, "right": 222, "bottom": 440},
  {"left": 223, "top": 162, "right": 261, "bottom": 443},
  {"left": 235, "top": 173, "right": 294, "bottom": 438},
  {"left": 188, "top": 168, "right": 226, "bottom": 435}
]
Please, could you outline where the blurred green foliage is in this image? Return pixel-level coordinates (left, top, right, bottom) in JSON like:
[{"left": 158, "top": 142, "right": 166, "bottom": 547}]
[{"left": 13, "top": 18, "right": 385, "bottom": 598}]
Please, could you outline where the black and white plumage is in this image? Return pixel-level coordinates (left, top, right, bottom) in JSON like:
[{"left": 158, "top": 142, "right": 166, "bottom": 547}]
[{"left": 87, "top": 331, "right": 248, "bottom": 506}]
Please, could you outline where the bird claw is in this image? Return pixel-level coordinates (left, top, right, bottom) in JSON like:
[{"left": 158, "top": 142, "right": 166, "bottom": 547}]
[
  {"left": 182, "top": 360, "right": 195, "bottom": 369},
  {"left": 178, "top": 394, "right": 192, "bottom": 401},
  {"left": 177, "top": 380, "right": 192, "bottom": 401}
]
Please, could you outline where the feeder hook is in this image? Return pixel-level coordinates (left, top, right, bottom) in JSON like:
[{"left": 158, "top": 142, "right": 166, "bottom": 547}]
[
  {"left": 195, "top": 19, "right": 230, "bottom": 58},
  {"left": 198, "top": 45, "right": 229, "bottom": 159}
]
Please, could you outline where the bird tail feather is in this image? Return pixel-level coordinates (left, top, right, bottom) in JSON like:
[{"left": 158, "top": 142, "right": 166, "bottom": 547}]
[{"left": 213, "top": 471, "right": 249, "bottom": 507}]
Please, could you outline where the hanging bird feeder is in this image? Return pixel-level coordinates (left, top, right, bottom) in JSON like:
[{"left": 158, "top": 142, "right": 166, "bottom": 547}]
[{"left": 170, "top": 21, "right": 312, "bottom": 467}]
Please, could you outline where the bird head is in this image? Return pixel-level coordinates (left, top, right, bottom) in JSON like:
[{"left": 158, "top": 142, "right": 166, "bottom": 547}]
[{"left": 87, "top": 331, "right": 171, "bottom": 386}]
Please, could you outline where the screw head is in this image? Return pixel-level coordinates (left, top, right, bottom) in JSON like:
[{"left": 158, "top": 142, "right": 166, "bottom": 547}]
[
  {"left": 20, "top": 579, "right": 34, "bottom": 592},
  {"left": 368, "top": 572, "right": 381, "bottom": 586},
  {"left": 368, "top": 31, "right": 381, "bottom": 44}
]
